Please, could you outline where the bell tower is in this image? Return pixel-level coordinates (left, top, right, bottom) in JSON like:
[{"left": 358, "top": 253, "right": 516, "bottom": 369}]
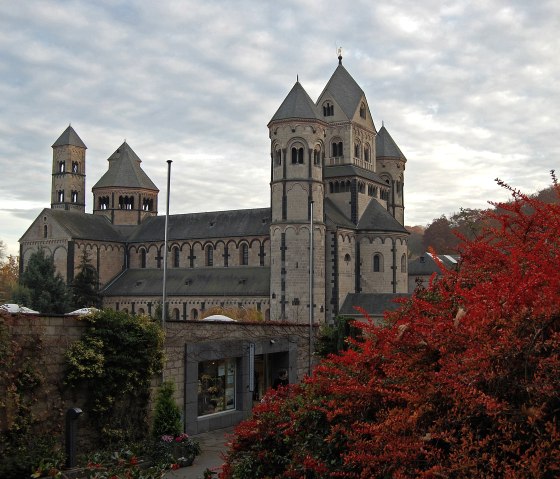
[
  {"left": 51, "top": 125, "right": 87, "bottom": 212},
  {"left": 268, "top": 81, "right": 326, "bottom": 324}
]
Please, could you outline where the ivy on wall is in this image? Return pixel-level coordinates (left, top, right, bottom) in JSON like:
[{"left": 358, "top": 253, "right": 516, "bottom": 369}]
[{"left": 65, "top": 310, "right": 164, "bottom": 445}]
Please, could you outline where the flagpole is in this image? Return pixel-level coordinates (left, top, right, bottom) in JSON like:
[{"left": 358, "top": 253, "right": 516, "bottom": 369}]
[{"left": 162, "top": 160, "right": 172, "bottom": 327}]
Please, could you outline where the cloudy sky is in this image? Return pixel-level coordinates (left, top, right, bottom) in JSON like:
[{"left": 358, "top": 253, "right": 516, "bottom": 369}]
[{"left": 1, "top": 0, "right": 558, "bottom": 256}]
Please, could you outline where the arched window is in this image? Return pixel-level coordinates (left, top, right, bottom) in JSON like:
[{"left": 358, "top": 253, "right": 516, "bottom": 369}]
[
  {"left": 58, "top": 161, "right": 65, "bottom": 172},
  {"left": 401, "top": 253, "right": 407, "bottom": 273},
  {"left": 138, "top": 308, "right": 145, "bottom": 315},
  {"left": 364, "top": 145, "right": 370, "bottom": 162},
  {"left": 43, "top": 225, "right": 48, "bottom": 238},
  {"left": 191, "top": 308, "right": 199, "bottom": 320},
  {"left": 291, "top": 147, "right": 304, "bottom": 164},
  {"left": 173, "top": 246, "right": 180, "bottom": 267},
  {"left": 354, "top": 142, "right": 361, "bottom": 159},
  {"left": 373, "top": 253, "right": 383, "bottom": 272},
  {"left": 360, "top": 102, "right": 366, "bottom": 119},
  {"left": 172, "top": 308, "right": 180, "bottom": 320},
  {"left": 313, "top": 147, "right": 321, "bottom": 166},
  {"left": 140, "top": 249, "right": 146, "bottom": 268},
  {"left": 323, "top": 102, "right": 334, "bottom": 116},
  {"left": 142, "top": 198, "right": 153, "bottom": 211},
  {"left": 206, "top": 245, "right": 214, "bottom": 266},
  {"left": 71, "top": 190, "right": 78, "bottom": 202},
  {"left": 332, "top": 141, "right": 343, "bottom": 157},
  {"left": 58, "top": 190, "right": 64, "bottom": 202},
  {"left": 72, "top": 161, "right": 79, "bottom": 173},
  {"left": 240, "top": 243, "right": 249, "bottom": 265},
  {"left": 275, "top": 149, "right": 282, "bottom": 166}
]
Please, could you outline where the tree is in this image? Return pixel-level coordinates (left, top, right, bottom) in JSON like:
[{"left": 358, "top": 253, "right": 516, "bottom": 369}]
[
  {"left": 422, "top": 214, "right": 460, "bottom": 254},
  {"left": 72, "top": 249, "right": 101, "bottom": 308},
  {"left": 0, "top": 255, "right": 18, "bottom": 303},
  {"left": 221, "top": 176, "right": 560, "bottom": 478},
  {"left": 152, "top": 381, "right": 182, "bottom": 439},
  {"left": 15, "top": 249, "right": 69, "bottom": 314}
]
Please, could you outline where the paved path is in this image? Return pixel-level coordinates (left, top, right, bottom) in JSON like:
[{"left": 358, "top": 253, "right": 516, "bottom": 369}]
[{"left": 164, "top": 427, "right": 234, "bottom": 479}]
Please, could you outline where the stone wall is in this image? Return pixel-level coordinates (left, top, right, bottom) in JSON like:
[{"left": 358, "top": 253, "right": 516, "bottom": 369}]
[{"left": 2, "top": 312, "right": 319, "bottom": 445}]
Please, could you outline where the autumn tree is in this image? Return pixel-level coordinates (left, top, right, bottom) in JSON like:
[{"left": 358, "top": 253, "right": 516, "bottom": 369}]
[
  {"left": 422, "top": 214, "right": 460, "bottom": 254},
  {"left": 71, "top": 249, "right": 101, "bottom": 308},
  {"left": 15, "top": 249, "right": 69, "bottom": 314},
  {"left": 0, "top": 252, "right": 18, "bottom": 303},
  {"left": 221, "top": 176, "right": 560, "bottom": 478}
]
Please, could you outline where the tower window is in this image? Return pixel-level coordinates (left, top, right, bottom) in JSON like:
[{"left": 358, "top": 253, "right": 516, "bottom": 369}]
[
  {"left": 142, "top": 198, "right": 153, "bottom": 211},
  {"left": 360, "top": 102, "right": 366, "bottom": 119},
  {"left": 275, "top": 149, "right": 282, "bottom": 166},
  {"left": 119, "top": 195, "right": 134, "bottom": 210},
  {"left": 364, "top": 145, "right": 370, "bottom": 162},
  {"left": 401, "top": 253, "right": 407, "bottom": 273},
  {"left": 58, "top": 161, "right": 65, "bottom": 173},
  {"left": 323, "top": 102, "right": 334, "bottom": 116},
  {"left": 332, "top": 141, "right": 343, "bottom": 157},
  {"left": 354, "top": 142, "right": 361, "bottom": 159},
  {"left": 71, "top": 190, "right": 78, "bottom": 202},
  {"left": 240, "top": 243, "right": 249, "bottom": 266},
  {"left": 373, "top": 253, "right": 384, "bottom": 272},
  {"left": 313, "top": 148, "right": 321, "bottom": 166},
  {"left": 291, "top": 147, "right": 304, "bottom": 164},
  {"left": 72, "top": 161, "right": 79, "bottom": 173},
  {"left": 98, "top": 196, "right": 110, "bottom": 210},
  {"left": 58, "top": 190, "right": 64, "bottom": 202},
  {"left": 43, "top": 225, "right": 48, "bottom": 238},
  {"left": 206, "top": 245, "right": 214, "bottom": 267}
]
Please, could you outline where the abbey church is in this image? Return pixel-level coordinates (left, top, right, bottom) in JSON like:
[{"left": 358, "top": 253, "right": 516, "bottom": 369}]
[{"left": 19, "top": 56, "right": 409, "bottom": 324}]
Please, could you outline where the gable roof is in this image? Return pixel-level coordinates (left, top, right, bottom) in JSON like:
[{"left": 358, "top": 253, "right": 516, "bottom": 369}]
[
  {"left": 376, "top": 126, "right": 406, "bottom": 160},
  {"left": 92, "top": 142, "right": 158, "bottom": 191},
  {"left": 319, "top": 64, "right": 365, "bottom": 119},
  {"left": 20, "top": 208, "right": 124, "bottom": 243},
  {"left": 126, "top": 208, "right": 271, "bottom": 243},
  {"left": 52, "top": 125, "right": 87, "bottom": 149},
  {"left": 357, "top": 199, "right": 409, "bottom": 234},
  {"left": 269, "top": 81, "right": 320, "bottom": 123},
  {"left": 102, "top": 267, "right": 270, "bottom": 297}
]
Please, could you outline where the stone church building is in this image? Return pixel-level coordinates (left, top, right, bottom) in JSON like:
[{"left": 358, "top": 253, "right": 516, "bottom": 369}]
[{"left": 20, "top": 56, "right": 409, "bottom": 325}]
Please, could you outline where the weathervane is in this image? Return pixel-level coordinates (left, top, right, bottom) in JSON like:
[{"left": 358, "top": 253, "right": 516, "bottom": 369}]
[{"left": 337, "top": 47, "right": 343, "bottom": 65}]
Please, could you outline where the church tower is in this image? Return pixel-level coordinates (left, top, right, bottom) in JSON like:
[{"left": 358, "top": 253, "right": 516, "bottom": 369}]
[
  {"left": 268, "top": 81, "right": 327, "bottom": 324},
  {"left": 51, "top": 125, "right": 87, "bottom": 212},
  {"left": 92, "top": 142, "right": 159, "bottom": 226},
  {"left": 376, "top": 125, "right": 407, "bottom": 225}
]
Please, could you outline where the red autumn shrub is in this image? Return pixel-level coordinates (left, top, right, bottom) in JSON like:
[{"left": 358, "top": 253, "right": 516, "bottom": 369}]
[{"left": 221, "top": 176, "right": 560, "bottom": 478}]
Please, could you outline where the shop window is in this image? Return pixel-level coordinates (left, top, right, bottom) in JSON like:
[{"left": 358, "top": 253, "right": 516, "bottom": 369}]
[{"left": 198, "top": 358, "right": 236, "bottom": 417}]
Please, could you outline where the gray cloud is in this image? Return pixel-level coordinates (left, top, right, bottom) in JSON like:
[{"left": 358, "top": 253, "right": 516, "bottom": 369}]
[{"left": 0, "top": 0, "right": 558, "bottom": 254}]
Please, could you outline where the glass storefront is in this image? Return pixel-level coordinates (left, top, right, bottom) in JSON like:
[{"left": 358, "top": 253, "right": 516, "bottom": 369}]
[{"left": 198, "top": 358, "right": 236, "bottom": 417}]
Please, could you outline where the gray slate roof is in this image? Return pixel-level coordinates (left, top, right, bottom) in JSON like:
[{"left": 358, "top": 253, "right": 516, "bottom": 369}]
[
  {"left": 324, "top": 198, "right": 355, "bottom": 229},
  {"left": 25, "top": 209, "right": 124, "bottom": 242},
  {"left": 102, "top": 267, "right": 270, "bottom": 297},
  {"left": 319, "top": 64, "right": 365, "bottom": 119},
  {"left": 357, "top": 200, "right": 409, "bottom": 234},
  {"left": 269, "top": 82, "right": 320, "bottom": 123},
  {"left": 126, "top": 208, "right": 271, "bottom": 243},
  {"left": 408, "top": 253, "right": 459, "bottom": 275},
  {"left": 324, "top": 164, "right": 386, "bottom": 184},
  {"left": 376, "top": 126, "right": 406, "bottom": 160},
  {"left": 93, "top": 142, "right": 159, "bottom": 191},
  {"left": 52, "top": 126, "right": 87, "bottom": 149},
  {"left": 339, "top": 293, "right": 410, "bottom": 318}
]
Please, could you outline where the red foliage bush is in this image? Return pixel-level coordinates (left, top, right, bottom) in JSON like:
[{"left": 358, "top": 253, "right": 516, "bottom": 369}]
[{"left": 221, "top": 177, "right": 560, "bottom": 478}]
